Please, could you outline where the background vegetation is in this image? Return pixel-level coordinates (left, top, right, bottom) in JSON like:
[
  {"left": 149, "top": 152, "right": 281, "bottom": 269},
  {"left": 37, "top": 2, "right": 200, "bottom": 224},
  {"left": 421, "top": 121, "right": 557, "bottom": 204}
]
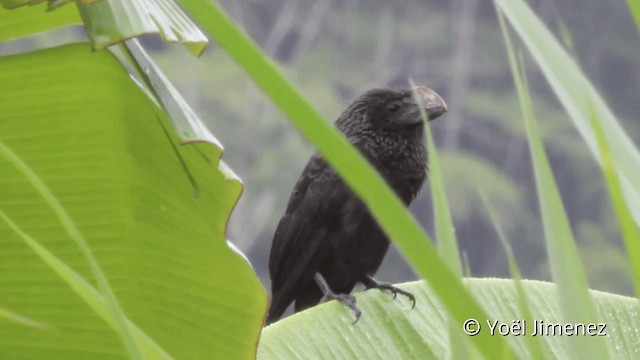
[
  {"left": 1, "top": 0, "right": 639, "bottom": 358},
  {"left": 148, "top": 0, "right": 640, "bottom": 295}
]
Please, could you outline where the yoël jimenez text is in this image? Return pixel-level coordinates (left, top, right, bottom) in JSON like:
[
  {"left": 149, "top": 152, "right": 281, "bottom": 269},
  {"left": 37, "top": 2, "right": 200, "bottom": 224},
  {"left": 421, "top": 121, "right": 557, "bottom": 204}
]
[{"left": 487, "top": 320, "right": 607, "bottom": 336}]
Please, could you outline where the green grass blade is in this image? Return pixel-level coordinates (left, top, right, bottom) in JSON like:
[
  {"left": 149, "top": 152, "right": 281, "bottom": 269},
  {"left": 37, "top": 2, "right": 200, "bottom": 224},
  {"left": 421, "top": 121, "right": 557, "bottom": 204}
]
[
  {"left": 179, "top": 1, "right": 517, "bottom": 357},
  {"left": 421, "top": 100, "right": 462, "bottom": 278},
  {"left": 481, "top": 193, "right": 544, "bottom": 360},
  {"left": 449, "top": 319, "right": 473, "bottom": 360},
  {"left": 625, "top": 0, "right": 640, "bottom": 32},
  {"left": 410, "top": 80, "right": 462, "bottom": 277},
  {"left": 494, "top": 0, "right": 640, "bottom": 228},
  {"left": 0, "top": 141, "right": 143, "bottom": 360},
  {"left": 589, "top": 109, "right": 640, "bottom": 297},
  {"left": 519, "top": 65, "right": 607, "bottom": 360},
  {"left": 0, "top": 306, "right": 51, "bottom": 330},
  {"left": 498, "top": 10, "right": 609, "bottom": 359}
]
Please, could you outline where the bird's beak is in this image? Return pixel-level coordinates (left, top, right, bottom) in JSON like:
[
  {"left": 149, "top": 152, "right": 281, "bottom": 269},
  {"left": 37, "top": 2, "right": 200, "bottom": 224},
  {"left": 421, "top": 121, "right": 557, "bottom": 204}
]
[{"left": 412, "top": 86, "right": 448, "bottom": 121}]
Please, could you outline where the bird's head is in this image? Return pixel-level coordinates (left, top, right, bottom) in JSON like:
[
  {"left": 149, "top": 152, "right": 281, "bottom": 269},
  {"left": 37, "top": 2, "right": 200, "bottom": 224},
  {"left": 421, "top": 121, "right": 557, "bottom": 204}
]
[{"left": 336, "top": 86, "right": 447, "bottom": 135}]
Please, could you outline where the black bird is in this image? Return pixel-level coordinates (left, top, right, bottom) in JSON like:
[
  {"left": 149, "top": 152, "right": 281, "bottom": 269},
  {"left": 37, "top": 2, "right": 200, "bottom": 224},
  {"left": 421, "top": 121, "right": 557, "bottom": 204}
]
[{"left": 267, "top": 86, "right": 447, "bottom": 324}]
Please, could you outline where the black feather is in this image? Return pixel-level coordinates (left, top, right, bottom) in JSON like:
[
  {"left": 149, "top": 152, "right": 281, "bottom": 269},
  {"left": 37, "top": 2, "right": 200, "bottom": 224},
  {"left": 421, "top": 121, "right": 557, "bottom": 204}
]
[{"left": 267, "top": 87, "right": 445, "bottom": 324}]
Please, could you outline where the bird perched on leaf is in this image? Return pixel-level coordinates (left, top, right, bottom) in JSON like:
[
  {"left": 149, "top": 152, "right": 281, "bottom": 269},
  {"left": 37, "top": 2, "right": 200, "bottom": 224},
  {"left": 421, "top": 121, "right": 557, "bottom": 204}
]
[{"left": 267, "top": 86, "right": 447, "bottom": 324}]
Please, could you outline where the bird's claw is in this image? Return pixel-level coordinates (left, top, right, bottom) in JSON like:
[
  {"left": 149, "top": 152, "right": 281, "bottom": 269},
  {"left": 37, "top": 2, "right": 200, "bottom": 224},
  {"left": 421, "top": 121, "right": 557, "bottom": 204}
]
[
  {"left": 315, "top": 273, "right": 362, "bottom": 324},
  {"left": 364, "top": 277, "right": 416, "bottom": 309},
  {"left": 322, "top": 292, "right": 362, "bottom": 324},
  {"left": 381, "top": 285, "right": 416, "bottom": 309}
]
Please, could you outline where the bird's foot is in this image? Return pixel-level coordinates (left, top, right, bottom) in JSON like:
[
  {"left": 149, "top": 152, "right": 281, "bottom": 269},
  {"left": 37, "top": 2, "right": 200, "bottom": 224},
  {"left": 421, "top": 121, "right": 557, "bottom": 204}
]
[
  {"left": 321, "top": 292, "right": 361, "bottom": 324},
  {"left": 314, "top": 273, "right": 362, "bottom": 324},
  {"left": 363, "top": 276, "right": 416, "bottom": 309}
]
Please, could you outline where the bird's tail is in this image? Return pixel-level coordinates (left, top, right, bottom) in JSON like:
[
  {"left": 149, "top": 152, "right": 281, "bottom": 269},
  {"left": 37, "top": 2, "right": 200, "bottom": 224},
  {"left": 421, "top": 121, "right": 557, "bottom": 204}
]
[{"left": 265, "top": 291, "right": 288, "bottom": 325}]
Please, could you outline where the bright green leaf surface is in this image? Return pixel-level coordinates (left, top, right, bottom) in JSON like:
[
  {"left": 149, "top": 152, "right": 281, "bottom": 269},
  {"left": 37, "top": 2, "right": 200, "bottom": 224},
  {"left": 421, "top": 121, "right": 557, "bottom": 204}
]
[
  {"left": 0, "top": 0, "right": 101, "bottom": 10},
  {"left": 0, "top": 0, "right": 34, "bottom": 9},
  {"left": 123, "top": 39, "right": 223, "bottom": 147},
  {"left": 76, "top": 0, "right": 208, "bottom": 55},
  {"left": 0, "top": 0, "right": 103, "bottom": 10},
  {"left": 0, "top": 135, "right": 143, "bottom": 359},
  {"left": 0, "top": 43, "right": 266, "bottom": 359},
  {"left": 259, "top": 279, "right": 640, "bottom": 360},
  {"left": 0, "top": 2, "right": 81, "bottom": 43},
  {"left": 0, "top": 208, "right": 168, "bottom": 359}
]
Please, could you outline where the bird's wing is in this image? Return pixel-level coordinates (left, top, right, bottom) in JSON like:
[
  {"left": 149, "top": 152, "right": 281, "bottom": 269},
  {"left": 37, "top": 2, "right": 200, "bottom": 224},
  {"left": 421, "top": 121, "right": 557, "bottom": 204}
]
[
  {"left": 269, "top": 155, "right": 342, "bottom": 288},
  {"left": 268, "top": 155, "right": 350, "bottom": 320}
]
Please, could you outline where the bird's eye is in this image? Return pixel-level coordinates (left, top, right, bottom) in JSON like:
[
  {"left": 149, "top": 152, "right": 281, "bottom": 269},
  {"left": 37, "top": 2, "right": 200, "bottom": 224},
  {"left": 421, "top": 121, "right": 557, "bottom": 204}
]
[{"left": 387, "top": 103, "right": 402, "bottom": 113}]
